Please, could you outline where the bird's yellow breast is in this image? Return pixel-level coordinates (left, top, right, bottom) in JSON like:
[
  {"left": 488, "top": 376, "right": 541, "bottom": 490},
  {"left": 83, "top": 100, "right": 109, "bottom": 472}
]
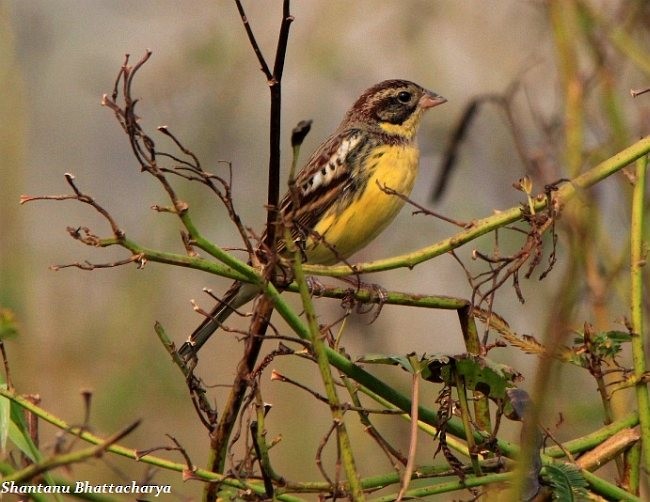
[{"left": 305, "top": 143, "right": 419, "bottom": 265}]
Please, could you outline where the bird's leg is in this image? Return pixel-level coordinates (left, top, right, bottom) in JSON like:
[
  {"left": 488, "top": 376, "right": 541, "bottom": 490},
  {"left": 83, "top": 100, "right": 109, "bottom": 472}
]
[
  {"left": 306, "top": 275, "right": 327, "bottom": 297},
  {"left": 303, "top": 275, "right": 388, "bottom": 324}
]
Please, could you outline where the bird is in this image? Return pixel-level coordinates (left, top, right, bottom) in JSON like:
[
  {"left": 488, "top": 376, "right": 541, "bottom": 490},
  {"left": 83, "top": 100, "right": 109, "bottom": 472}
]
[{"left": 179, "top": 79, "right": 446, "bottom": 359}]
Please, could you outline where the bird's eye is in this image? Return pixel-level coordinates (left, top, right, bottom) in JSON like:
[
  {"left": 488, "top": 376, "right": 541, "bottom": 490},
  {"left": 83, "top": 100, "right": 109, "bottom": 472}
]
[{"left": 397, "top": 91, "right": 412, "bottom": 103}]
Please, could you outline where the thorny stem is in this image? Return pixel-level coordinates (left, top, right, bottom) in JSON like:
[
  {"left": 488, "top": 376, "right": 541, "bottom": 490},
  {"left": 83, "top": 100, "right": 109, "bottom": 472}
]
[{"left": 5, "top": 420, "right": 141, "bottom": 483}]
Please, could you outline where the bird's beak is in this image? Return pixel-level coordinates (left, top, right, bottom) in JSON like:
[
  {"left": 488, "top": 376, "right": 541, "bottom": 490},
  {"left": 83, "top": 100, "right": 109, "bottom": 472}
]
[{"left": 419, "top": 92, "right": 447, "bottom": 109}]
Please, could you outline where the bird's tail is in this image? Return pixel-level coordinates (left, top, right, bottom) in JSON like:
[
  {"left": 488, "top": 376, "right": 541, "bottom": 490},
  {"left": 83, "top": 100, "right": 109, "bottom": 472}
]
[{"left": 178, "top": 281, "right": 258, "bottom": 359}]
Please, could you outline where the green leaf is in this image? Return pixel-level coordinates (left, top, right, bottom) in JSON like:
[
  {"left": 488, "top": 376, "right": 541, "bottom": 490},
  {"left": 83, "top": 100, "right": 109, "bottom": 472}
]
[
  {"left": 5, "top": 397, "right": 59, "bottom": 495},
  {"left": 543, "top": 463, "right": 589, "bottom": 501},
  {"left": 426, "top": 354, "right": 522, "bottom": 400},
  {"left": 358, "top": 352, "right": 450, "bottom": 375},
  {"left": 360, "top": 352, "right": 523, "bottom": 402},
  {"left": 572, "top": 329, "right": 631, "bottom": 363},
  {"left": 0, "top": 388, "right": 9, "bottom": 453},
  {"left": 357, "top": 353, "right": 413, "bottom": 371},
  {"left": 8, "top": 419, "right": 38, "bottom": 462},
  {"left": 8, "top": 399, "right": 42, "bottom": 462}
]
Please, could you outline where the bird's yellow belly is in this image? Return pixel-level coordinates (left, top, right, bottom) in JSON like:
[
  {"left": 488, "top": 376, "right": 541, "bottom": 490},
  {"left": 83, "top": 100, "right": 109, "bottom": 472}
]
[{"left": 305, "top": 144, "right": 419, "bottom": 265}]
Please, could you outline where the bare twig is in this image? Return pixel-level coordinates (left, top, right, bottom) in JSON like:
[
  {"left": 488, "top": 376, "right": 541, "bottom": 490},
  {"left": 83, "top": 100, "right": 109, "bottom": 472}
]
[{"left": 380, "top": 181, "right": 469, "bottom": 227}]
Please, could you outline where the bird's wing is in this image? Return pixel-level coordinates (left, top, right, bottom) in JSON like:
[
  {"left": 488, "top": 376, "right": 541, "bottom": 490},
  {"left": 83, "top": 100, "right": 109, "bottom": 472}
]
[{"left": 276, "top": 128, "right": 364, "bottom": 247}]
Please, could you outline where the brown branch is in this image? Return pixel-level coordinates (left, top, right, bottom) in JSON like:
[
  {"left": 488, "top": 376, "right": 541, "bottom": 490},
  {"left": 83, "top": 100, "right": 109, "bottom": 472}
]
[
  {"left": 233, "top": 0, "right": 272, "bottom": 79},
  {"left": 315, "top": 421, "right": 338, "bottom": 486},
  {"left": 103, "top": 51, "right": 258, "bottom": 263},
  {"left": 154, "top": 322, "right": 218, "bottom": 432},
  {"left": 452, "top": 185, "right": 559, "bottom": 320},
  {"left": 22, "top": 173, "right": 124, "bottom": 240},
  {"left": 209, "top": 296, "right": 274, "bottom": 474},
  {"left": 157, "top": 126, "right": 202, "bottom": 171},
  {"left": 631, "top": 87, "right": 650, "bottom": 97},
  {"left": 136, "top": 434, "right": 196, "bottom": 478},
  {"left": 0, "top": 340, "right": 13, "bottom": 390}
]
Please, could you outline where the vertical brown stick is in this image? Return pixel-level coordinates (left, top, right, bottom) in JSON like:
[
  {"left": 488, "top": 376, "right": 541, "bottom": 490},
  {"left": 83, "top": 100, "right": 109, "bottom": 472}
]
[{"left": 205, "top": 3, "right": 293, "bottom": 500}]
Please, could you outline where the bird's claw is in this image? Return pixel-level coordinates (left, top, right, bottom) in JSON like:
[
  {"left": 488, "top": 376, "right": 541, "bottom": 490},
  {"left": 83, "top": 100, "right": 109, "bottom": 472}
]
[{"left": 306, "top": 276, "right": 327, "bottom": 297}]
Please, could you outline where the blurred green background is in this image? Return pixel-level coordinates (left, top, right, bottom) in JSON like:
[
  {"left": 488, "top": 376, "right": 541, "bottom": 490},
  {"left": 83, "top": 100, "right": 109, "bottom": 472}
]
[{"left": 1, "top": 0, "right": 648, "bottom": 498}]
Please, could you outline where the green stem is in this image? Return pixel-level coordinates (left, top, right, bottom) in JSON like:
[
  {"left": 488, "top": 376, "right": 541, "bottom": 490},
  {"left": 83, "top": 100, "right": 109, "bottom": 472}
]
[
  {"left": 359, "top": 384, "right": 640, "bottom": 500},
  {"left": 179, "top": 213, "right": 259, "bottom": 282},
  {"left": 113, "top": 237, "right": 252, "bottom": 283},
  {"left": 580, "top": 0, "right": 650, "bottom": 77},
  {"left": 3, "top": 422, "right": 138, "bottom": 482},
  {"left": 104, "top": 139, "right": 650, "bottom": 320},
  {"left": 543, "top": 411, "right": 639, "bottom": 458},
  {"left": 371, "top": 472, "right": 512, "bottom": 501},
  {"left": 291, "top": 241, "right": 365, "bottom": 500},
  {"left": 629, "top": 154, "right": 649, "bottom": 489},
  {"left": 581, "top": 470, "right": 641, "bottom": 502},
  {"left": 253, "top": 387, "right": 278, "bottom": 495},
  {"left": 3, "top": 378, "right": 638, "bottom": 500},
  {"left": 454, "top": 371, "right": 482, "bottom": 476},
  {"left": 458, "top": 306, "right": 492, "bottom": 434},
  {"left": 625, "top": 443, "right": 641, "bottom": 494},
  {"left": 550, "top": 0, "right": 584, "bottom": 177}
]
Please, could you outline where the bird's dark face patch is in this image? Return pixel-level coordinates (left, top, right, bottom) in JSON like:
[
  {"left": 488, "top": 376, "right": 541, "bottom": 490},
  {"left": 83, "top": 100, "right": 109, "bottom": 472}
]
[
  {"left": 372, "top": 87, "right": 420, "bottom": 125},
  {"left": 348, "top": 80, "right": 428, "bottom": 126}
]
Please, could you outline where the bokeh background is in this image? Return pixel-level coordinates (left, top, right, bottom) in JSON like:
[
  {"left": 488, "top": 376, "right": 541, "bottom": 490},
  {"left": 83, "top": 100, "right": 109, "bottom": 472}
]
[{"left": 1, "top": 0, "right": 648, "bottom": 498}]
